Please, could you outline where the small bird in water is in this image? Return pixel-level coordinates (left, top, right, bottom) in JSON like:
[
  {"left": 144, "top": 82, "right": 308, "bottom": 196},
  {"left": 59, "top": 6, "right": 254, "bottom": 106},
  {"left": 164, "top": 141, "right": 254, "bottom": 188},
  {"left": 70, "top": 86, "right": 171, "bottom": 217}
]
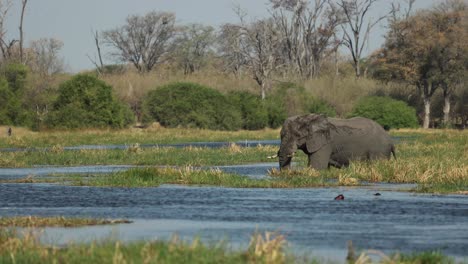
[
  {"left": 374, "top": 193, "right": 381, "bottom": 196},
  {"left": 334, "top": 194, "right": 344, "bottom": 200}
]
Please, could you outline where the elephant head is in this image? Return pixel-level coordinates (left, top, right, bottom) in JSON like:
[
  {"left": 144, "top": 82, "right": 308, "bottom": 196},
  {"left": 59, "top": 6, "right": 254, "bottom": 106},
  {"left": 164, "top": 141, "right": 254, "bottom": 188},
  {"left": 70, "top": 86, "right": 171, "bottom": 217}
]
[{"left": 278, "top": 114, "right": 331, "bottom": 170}]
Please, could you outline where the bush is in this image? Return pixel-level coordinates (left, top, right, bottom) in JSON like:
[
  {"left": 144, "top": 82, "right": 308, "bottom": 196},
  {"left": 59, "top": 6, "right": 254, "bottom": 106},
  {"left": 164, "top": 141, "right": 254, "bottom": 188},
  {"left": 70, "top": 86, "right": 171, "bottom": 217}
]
[
  {"left": 144, "top": 82, "right": 242, "bottom": 130},
  {"left": 349, "top": 96, "right": 419, "bottom": 129},
  {"left": 1, "top": 63, "right": 28, "bottom": 95},
  {"left": 228, "top": 91, "right": 268, "bottom": 130},
  {"left": 265, "top": 82, "right": 336, "bottom": 127},
  {"left": 307, "top": 97, "right": 336, "bottom": 117},
  {"left": 46, "top": 74, "right": 134, "bottom": 129}
]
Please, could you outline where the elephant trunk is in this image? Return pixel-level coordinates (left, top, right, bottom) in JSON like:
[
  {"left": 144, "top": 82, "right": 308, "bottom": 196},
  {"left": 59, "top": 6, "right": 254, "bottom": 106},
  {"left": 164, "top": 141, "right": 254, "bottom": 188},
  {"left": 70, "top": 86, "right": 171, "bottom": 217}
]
[
  {"left": 279, "top": 155, "right": 292, "bottom": 170},
  {"left": 278, "top": 143, "right": 295, "bottom": 170}
]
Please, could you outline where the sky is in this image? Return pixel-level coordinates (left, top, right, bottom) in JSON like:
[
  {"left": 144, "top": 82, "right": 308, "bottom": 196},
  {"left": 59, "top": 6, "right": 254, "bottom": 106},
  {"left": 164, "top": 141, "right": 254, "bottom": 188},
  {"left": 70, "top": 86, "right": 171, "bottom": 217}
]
[{"left": 5, "top": 0, "right": 442, "bottom": 72}]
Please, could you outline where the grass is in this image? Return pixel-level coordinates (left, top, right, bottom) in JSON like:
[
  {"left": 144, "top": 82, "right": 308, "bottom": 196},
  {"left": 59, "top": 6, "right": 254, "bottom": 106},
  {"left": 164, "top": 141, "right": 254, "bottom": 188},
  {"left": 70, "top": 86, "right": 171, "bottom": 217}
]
[
  {"left": 0, "top": 227, "right": 458, "bottom": 264},
  {"left": 0, "top": 216, "right": 131, "bottom": 228},
  {"left": 27, "top": 166, "right": 331, "bottom": 189},
  {"left": 0, "top": 144, "right": 278, "bottom": 168},
  {"left": 0, "top": 125, "right": 279, "bottom": 148},
  {"left": 0, "top": 228, "right": 296, "bottom": 264},
  {"left": 0, "top": 127, "right": 467, "bottom": 194}
]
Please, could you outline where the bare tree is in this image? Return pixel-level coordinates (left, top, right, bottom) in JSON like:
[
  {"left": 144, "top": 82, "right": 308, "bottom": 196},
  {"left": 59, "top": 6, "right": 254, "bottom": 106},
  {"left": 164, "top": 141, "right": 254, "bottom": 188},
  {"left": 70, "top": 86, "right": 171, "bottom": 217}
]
[
  {"left": 240, "top": 18, "right": 282, "bottom": 99},
  {"left": 271, "top": 0, "right": 342, "bottom": 78},
  {"left": 0, "top": 0, "right": 17, "bottom": 62},
  {"left": 87, "top": 29, "right": 105, "bottom": 75},
  {"left": 19, "top": 0, "right": 27, "bottom": 63},
  {"left": 172, "top": 24, "right": 215, "bottom": 75},
  {"left": 103, "top": 11, "right": 176, "bottom": 73},
  {"left": 218, "top": 23, "right": 248, "bottom": 77},
  {"left": 29, "top": 38, "right": 64, "bottom": 76},
  {"left": 337, "top": 0, "right": 390, "bottom": 78}
]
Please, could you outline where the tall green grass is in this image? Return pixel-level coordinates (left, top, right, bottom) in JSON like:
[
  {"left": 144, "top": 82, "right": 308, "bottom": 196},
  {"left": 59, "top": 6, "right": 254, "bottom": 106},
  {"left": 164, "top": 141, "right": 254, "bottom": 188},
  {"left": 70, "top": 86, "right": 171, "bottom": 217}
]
[
  {"left": 0, "top": 145, "right": 278, "bottom": 168},
  {"left": 0, "top": 126, "right": 279, "bottom": 148}
]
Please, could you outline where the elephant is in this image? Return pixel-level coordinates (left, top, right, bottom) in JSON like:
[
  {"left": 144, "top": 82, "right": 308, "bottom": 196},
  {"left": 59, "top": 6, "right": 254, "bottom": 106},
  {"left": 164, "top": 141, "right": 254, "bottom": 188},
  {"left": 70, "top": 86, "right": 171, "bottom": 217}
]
[{"left": 278, "top": 114, "right": 395, "bottom": 170}]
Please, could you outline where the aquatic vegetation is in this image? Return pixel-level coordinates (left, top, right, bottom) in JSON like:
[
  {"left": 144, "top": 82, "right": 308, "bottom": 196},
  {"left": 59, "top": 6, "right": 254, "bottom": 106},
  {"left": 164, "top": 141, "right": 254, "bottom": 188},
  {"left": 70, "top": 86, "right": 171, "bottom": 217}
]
[
  {"left": 0, "top": 145, "right": 279, "bottom": 168},
  {"left": 0, "top": 128, "right": 466, "bottom": 194},
  {"left": 0, "top": 227, "right": 457, "bottom": 264},
  {"left": 0, "top": 216, "right": 131, "bottom": 228},
  {"left": 0, "top": 126, "right": 280, "bottom": 148}
]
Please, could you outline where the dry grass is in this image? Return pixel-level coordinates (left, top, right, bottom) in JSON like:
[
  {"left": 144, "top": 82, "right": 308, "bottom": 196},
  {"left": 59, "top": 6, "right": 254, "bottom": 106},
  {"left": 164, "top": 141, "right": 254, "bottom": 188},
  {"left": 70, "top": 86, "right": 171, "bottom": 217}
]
[
  {"left": 304, "top": 76, "right": 379, "bottom": 116},
  {"left": 248, "top": 232, "right": 286, "bottom": 264}
]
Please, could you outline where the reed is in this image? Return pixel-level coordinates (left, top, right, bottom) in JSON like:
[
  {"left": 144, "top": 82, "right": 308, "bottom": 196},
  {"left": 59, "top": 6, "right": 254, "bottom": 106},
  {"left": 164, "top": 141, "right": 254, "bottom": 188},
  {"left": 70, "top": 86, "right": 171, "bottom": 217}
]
[{"left": 0, "top": 227, "right": 455, "bottom": 264}]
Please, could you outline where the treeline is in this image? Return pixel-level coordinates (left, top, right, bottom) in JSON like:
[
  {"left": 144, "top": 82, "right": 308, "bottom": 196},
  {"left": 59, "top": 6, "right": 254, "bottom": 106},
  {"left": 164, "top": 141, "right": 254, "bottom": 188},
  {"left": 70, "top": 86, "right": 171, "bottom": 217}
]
[{"left": 0, "top": 0, "right": 466, "bottom": 130}]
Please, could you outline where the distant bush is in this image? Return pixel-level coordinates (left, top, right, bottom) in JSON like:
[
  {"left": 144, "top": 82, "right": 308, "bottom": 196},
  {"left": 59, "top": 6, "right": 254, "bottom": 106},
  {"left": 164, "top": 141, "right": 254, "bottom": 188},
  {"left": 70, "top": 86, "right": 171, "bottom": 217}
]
[
  {"left": 228, "top": 91, "right": 268, "bottom": 130},
  {"left": 46, "top": 74, "right": 134, "bottom": 129},
  {"left": 1, "top": 63, "right": 28, "bottom": 95},
  {"left": 266, "top": 82, "right": 336, "bottom": 127},
  {"left": 145, "top": 82, "right": 242, "bottom": 130},
  {"left": 349, "top": 96, "right": 419, "bottom": 129},
  {"left": 264, "top": 95, "right": 288, "bottom": 128},
  {"left": 307, "top": 97, "right": 336, "bottom": 117},
  {"left": 0, "top": 78, "right": 24, "bottom": 125}
]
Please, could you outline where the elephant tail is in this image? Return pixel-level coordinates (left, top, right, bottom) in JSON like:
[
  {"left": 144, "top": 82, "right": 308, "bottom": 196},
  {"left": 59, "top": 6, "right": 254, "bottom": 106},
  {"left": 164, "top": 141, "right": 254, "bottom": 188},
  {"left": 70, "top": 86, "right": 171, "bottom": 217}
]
[{"left": 391, "top": 145, "right": 396, "bottom": 160}]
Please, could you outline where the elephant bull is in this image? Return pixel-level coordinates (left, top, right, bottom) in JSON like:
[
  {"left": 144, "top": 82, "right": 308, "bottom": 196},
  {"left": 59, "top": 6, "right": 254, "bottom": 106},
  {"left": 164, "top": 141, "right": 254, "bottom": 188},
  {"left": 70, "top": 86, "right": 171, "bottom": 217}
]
[{"left": 278, "top": 114, "right": 395, "bottom": 170}]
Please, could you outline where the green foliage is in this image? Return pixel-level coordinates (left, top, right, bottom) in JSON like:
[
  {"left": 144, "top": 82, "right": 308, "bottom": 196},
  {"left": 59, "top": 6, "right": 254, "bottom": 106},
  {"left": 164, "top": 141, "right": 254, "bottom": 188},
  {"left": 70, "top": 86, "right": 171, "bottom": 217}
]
[
  {"left": 46, "top": 74, "right": 134, "bottom": 129},
  {"left": 396, "top": 251, "right": 455, "bottom": 264},
  {"left": 264, "top": 95, "right": 287, "bottom": 128},
  {"left": 145, "top": 82, "right": 242, "bottom": 130},
  {"left": 1, "top": 63, "right": 28, "bottom": 95},
  {"left": 266, "top": 82, "right": 336, "bottom": 127},
  {"left": 228, "top": 91, "right": 268, "bottom": 130},
  {"left": 0, "top": 78, "right": 30, "bottom": 126},
  {"left": 349, "top": 96, "right": 419, "bottom": 129},
  {"left": 307, "top": 97, "right": 336, "bottom": 117}
]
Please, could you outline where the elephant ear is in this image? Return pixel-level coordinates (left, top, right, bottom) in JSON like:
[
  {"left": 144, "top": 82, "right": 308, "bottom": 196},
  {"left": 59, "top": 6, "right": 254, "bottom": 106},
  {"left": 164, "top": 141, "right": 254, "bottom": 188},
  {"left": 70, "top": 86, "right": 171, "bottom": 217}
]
[{"left": 306, "top": 115, "right": 331, "bottom": 153}]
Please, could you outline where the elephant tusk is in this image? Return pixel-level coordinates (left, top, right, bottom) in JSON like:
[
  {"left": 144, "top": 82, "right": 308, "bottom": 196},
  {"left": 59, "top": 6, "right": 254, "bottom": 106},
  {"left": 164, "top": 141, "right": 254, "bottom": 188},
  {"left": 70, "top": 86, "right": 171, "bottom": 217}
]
[
  {"left": 267, "top": 154, "right": 278, "bottom": 159},
  {"left": 287, "top": 153, "right": 295, "bottom": 158}
]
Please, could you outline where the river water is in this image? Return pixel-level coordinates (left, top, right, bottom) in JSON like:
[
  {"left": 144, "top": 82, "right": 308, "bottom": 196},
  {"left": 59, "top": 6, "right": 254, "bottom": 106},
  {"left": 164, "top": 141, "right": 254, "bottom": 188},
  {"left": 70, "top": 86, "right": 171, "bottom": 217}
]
[{"left": 0, "top": 139, "right": 467, "bottom": 262}]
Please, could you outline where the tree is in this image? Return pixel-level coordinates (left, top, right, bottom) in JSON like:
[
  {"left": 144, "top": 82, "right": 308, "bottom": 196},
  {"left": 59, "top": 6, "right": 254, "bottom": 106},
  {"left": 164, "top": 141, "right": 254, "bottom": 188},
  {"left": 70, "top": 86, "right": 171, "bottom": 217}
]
[
  {"left": 19, "top": 0, "right": 28, "bottom": 64},
  {"left": 103, "top": 11, "right": 175, "bottom": 73},
  {"left": 172, "top": 24, "right": 215, "bottom": 75},
  {"left": 337, "top": 0, "right": 389, "bottom": 78},
  {"left": 374, "top": 2, "right": 467, "bottom": 128},
  {"left": 0, "top": 0, "right": 17, "bottom": 63},
  {"left": 218, "top": 23, "right": 248, "bottom": 77},
  {"left": 270, "top": 0, "right": 342, "bottom": 78},
  {"left": 431, "top": 1, "right": 468, "bottom": 126},
  {"left": 46, "top": 74, "right": 134, "bottom": 129},
  {"left": 29, "top": 38, "right": 64, "bottom": 76}
]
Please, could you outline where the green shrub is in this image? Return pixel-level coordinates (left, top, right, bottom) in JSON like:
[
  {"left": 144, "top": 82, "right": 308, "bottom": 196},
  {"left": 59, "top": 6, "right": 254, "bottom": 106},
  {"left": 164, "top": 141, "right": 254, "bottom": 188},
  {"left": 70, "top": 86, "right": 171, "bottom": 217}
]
[
  {"left": 1, "top": 63, "right": 28, "bottom": 95},
  {"left": 265, "top": 82, "right": 336, "bottom": 127},
  {"left": 349, "top": 96, "right": 419, "bottom": 129},
  {"left": 264, "top": 95, "right": 287, "bottom": 128},
  {"left": 144, "top": 82, "right": 242, "bottom": 130},
  {"left": 307, "top": 97, "right": 336, "bottom": 117},
  {"left": 0, "top": 77, "right": 30, "bottom": 126},
  {"left": 228, "top": 91, "right": 268, "bottom": 130},
  {"left": 46, "top": 74, "right": 134, "bottom": 129}
]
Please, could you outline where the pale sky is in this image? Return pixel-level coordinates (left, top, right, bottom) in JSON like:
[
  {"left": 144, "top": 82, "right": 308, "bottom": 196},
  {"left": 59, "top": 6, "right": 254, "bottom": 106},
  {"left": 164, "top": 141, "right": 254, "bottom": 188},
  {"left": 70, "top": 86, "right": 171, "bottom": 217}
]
[{"left": 5, "top": 0, "right": 442, "bottom": 72}]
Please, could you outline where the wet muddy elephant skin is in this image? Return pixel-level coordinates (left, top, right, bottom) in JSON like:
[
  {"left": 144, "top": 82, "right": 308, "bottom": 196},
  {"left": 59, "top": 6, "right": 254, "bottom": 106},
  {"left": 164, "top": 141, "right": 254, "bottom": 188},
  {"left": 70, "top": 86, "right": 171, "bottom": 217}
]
[{"left": 278, "top": 114, "right": 395, "bottom": 170}]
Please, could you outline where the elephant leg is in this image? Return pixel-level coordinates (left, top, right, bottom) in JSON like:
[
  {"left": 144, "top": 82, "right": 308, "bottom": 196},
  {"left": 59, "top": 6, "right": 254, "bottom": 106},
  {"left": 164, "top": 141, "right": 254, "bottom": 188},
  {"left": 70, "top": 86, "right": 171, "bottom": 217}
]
[{"left": 308, "top": 147, "right": 332, "bottom": 170}]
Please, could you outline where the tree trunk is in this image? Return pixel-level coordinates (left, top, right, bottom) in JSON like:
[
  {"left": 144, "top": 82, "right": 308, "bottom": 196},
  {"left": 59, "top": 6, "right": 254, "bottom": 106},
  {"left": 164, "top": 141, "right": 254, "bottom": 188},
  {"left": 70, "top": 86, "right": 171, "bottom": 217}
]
[
  {"left": 442, "top": 94, "right": 451, "bottom": 127},
  {"left": 355, "top": 59, "right": 361, "bottom": 78},
  {"left": 261, "top": 81, "right": 267, "bottom": 100},
  {"left": 422, "top": 96, "right": 431, "bottom": 129}
]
